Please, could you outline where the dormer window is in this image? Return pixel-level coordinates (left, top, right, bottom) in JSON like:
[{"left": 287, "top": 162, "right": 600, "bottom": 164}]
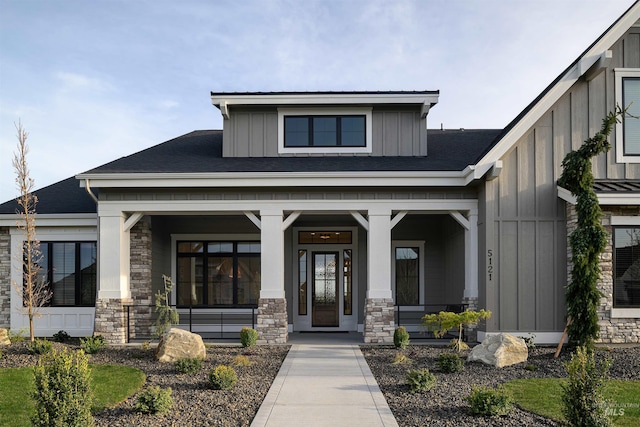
[
  {"left": 615, "top": 69, "right": 640, "bottom": 163},
  {"left": 278, "top": 108, "right": 373, "bottom": 154}
]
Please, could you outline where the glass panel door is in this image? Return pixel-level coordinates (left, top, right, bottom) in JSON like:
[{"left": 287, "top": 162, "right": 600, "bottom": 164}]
[{"left": 312, "top": 252, "right": 339, "bottom": 327}]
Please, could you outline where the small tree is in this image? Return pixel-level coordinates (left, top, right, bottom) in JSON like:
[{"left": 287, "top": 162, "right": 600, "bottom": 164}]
[
  {"left": 558, "top": 106, "right": 628, "bottom": 349},
  {"left": 421, "top": 309, "right": 491, "bottom": 352},
  {"left": 12, "top": 122, "right": 51, "bottom": 342},
  {"left": 153, "top": 274, "right": 179, "bottom": 339}
]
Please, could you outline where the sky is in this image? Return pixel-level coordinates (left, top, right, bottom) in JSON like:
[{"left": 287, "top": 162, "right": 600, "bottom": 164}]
[{"left": 0, "top": 0, "right": 636, "bottom": 204}]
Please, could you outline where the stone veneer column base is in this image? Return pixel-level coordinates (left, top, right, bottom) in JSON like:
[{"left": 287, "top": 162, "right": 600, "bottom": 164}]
[
  {"left": 364, "top": 298, "right": 395, "bottom": 344},
  {"left": 94, "top": 298, "right": 132, "bottom": 344},
  {"left": 462, "top": 296, "right": 479, "bottom": 342},
  {"left": 256, "top": 298, "right": 288, "bottom": 344},
  {"left": 0, "top": 227, "right": 10, "bottom": 328}
]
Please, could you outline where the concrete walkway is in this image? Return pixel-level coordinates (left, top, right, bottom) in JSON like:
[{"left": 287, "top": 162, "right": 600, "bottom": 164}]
[{"left": 251, "top": 343, "right": 399, "bottom": 427}]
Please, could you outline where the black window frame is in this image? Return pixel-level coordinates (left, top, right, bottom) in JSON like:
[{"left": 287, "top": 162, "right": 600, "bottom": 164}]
[
  {"left": 613, "top": 226, "right": 640, "bottom": 308},
  {"left": 622, "top": 77, "right": 640, "bottom": 156},
  {"left": 284, "top": 115, "right": 366, "bottom": 148},
  {"left": 176, "top": 240, "right": 261, "bottom": 308},
  {"left": 32, "top": 241, "right": 97, "bottom": 307}
]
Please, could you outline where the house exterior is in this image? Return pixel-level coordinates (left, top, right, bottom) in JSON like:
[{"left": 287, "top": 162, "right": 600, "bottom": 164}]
[{"left": 1, "top": 2, "right": 640, "bottom": 345}]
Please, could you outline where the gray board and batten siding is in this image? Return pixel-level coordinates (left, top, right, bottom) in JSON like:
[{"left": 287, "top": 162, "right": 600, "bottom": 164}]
[
  {"left": 222, "top": 106, "right": 427, "bottom": 157},
  {"left": 480, "top": 27, "right": 640, "bottom": 334}
]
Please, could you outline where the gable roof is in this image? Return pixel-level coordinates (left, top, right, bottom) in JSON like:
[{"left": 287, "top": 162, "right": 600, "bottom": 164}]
[
  {"left": 475, "top": 1, "right": 640, "bottom": 167},
  {"left": 0, "top": 176, "right": 96, "bottom": 215}
]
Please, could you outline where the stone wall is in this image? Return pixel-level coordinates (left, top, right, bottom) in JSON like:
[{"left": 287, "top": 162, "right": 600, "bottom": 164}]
[
  {"left": 93, "top": 298, "right": 132, "bottom": 344},
  {"left": 0, "top": 228, "right": 10, "bottom": 328},
  {"left": 363, "top": 298, "right": 395, "bottom": 343},
  {"left": 129, "top": 219, "right": 153, "bottom": 340},
  {"left": 462, "top": 296, "right": 479, "bottom": 342},
  {"left": 566, "top": 204, "right": 640, "bottom": 343},
  {"left": 256, "top": 298, "right": 288, "bottom": 344}
]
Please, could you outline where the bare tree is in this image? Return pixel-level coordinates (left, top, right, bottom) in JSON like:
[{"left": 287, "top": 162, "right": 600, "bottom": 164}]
[{"left": 12, "top": 121, "right": 51, "bottom": 342}]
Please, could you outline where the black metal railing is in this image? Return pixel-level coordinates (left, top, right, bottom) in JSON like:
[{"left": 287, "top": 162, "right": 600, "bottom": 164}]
[
  {"left": 125, "top": 305, "right": 257, "bottom": 343},
  {"left": 395, "top": 303, "right": 469, "bottom": 340}
]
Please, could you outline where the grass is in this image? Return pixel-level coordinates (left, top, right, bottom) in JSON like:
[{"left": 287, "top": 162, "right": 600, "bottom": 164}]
[
  {"left": 503, "top": 378, "right": 640, "bottom": 427},
  {"left": 0, "top": 364, "right": 146, "bottom": 427}
]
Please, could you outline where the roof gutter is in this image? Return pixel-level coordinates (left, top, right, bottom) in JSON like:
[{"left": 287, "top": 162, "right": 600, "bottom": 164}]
[{"left": 84, "top": 179, "right": 98, "bottom": 204}]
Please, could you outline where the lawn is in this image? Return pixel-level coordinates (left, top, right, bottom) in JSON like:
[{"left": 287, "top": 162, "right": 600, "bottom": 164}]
[
  {"left": 0, "top": 364, "right": 145, "bottom": 427},
  {"left": 503, "top": 378, "right": 640, "bottom": 427}
]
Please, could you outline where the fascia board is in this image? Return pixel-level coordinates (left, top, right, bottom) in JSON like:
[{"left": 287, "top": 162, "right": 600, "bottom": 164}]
[
  {"left": 476, "top": 2, "right": 640, "bottom": 170},
  {"left": 557, "top": 184, "right": 640, "bottom": 205},
  {"left": 0, "top": 213, "right": 97, "bottom": 227},
  {"left": 211, "top": 93, "right": 439, "bottom": 108},
  {"left": 77, "top": 171, "right": 468, "bottom": 188}
]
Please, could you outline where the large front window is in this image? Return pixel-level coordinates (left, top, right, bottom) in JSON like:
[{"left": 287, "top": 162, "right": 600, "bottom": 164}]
[
  {"left": 177, "top": 241, "right": 261, "bottom": 307},
  {"left": 34, "top": 241, "right": 97, "bottom": 307},
  {"left": 614, "top": 227, "right": 640, "bottom": 308}
]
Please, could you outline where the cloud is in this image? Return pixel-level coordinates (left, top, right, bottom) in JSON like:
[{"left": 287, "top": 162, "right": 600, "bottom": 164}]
[{"left": 55, "top": 71, "right": 114, "bottom": 93}]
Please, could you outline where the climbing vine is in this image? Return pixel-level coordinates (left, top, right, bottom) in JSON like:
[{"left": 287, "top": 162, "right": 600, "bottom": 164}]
[{"left": 558, "top": 105, "right": 627, "bottom": 349}]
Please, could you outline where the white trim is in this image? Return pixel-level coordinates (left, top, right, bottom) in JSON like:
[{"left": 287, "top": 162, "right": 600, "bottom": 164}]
[
  {"left": 277, "top": 108, "right": 373, "bottom": 154},
  {"left": 0, "top": 213, "right": 97, "bottom": 227},
  {"left": 123, "top": 212, "right": 144, "bottom": 232},
  {"left": 477, "top": 331, "right": 567, "bottom": 345},
  {"left": 611, "top": 215, "right": 640, "bottom": 226},
  {"left": 391, "top": 241, "right": 426, "bottom": 307},
  {"left": 615, "top": 68, "right": 640, "bottom": 163},
  {"left": 557, "top": 185, "right": 640, "bottom": 205},
  {"left": 390, "top": 211, "right": 408, "bottom": 229},
  {"left": 610, "top": 308, "right": 640, "bottom": 318}
]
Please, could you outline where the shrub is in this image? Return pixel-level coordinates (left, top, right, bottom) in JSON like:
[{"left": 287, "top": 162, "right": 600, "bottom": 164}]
[
  {"left": 393, "top": 326, "right": 410, "bottom": 349},
  {"left": 80, "top": 335, "right": 106, "bottom": 354},
  {"left": 8, "top": 328, "right": 27, "bottom": 343},
  {"left": 240, "top": 327, "right": 258, "bottom": 348},
  {"left": 134, "top": 386, "right": 173, "bottom": 415},
  {"left": 437, "top": 353, "right": 464, "bottom": 373},
  {"left": 52, "top": 330, "right": 71, "bottom": 343},
  {"left": 174, "top": 357, "right": 203, "bottom": 375},
  {"left": 392, "top": 353, "right": 411, "bottom": 365},
  {"left": 422, "top": 309, "right": 491, "bottom": 352},
  {"left": 466, "top": 385, "right": 513, "bottom": 417},
  {"left": 525, "top": 364, "right": 538, "bottom": 371},
  {"left": 561, "top": 345, "right": 611, "bottom": 427},
  {"left": 233, "top": 355, "right": 252, "bottom": 366},
  {"left": 28, "top": 338, "right": 53, "bottom": 355},
  {"left": 405, "top": 368, "right": 436, "bottom": 393},
  {"left": 32, "top": 348, "right": 93, "bottom": 426},
  {"left": 209, "top": 365, "right": 238, "bottom": 390}
]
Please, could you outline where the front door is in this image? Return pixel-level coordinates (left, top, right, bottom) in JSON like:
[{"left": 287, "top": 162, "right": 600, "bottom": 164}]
[{"left": 312, "top": 252, "right": 339, "bottom": 327}]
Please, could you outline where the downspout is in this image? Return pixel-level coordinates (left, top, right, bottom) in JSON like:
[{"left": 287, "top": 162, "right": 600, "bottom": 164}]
[{"left": 84, "top": 179, "right": 99, "bottom": 204}]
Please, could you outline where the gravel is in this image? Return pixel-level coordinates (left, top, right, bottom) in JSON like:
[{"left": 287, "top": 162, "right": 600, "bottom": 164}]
[
  {"left": 1, "top": 341, "right": 290, "bottom": 427},
  {"left": 360, "top": 345, "right": 640, "bottom": 427}
]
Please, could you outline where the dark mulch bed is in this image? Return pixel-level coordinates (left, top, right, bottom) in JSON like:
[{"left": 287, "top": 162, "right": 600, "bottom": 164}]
[
  {"left": 1, "top": 341, "right": 290, "bottom": 427},
  {"left": 361, "top": 344, "right": 640, "bottom": 427}
]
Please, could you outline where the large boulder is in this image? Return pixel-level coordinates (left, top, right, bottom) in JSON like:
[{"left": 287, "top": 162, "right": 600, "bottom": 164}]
[
  {"left": 155, "top": 328, "right": 206, "bottom": 363},
  {"left": 0, "top": 328, "right": 10, "bottom": 346},
  {"left": 468, "top": 333, "right": 528, "bottom": 368}
]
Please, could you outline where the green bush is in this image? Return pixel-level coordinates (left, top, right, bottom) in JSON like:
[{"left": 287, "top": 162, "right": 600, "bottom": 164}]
[
  {"left": 437, "top": 353, "right": 464, "bottom": 373},
  {"left": 405, "top": 368, "right": 436, "bottom": 393},
  {"left": 27, "top": 338, "right": 53, "bottom": 355},
  {"left": 80, "top": 335, "right": 106, "bottom": 354},
  {"left": 466, "top": 385, "right": 513, "bottom": 417},
  {"left": 174, "top": 357, "right": 203, "bottom": 375},
  {"left": 134, "top": 386, "right": 173, "bottom": 415},
  {"left": 8, "top": 328, "right": 27, "bottom": 343},
  {"left": 240, "top": 327, "right": 258, "bottom": 347},
  {"left": 561, "top": 346, "right": 611, "bottom": 427},
  {"left": 52, "top": 330, "right": 71, "bottom": 343},
  {"left": 393, "top": 326, "right": 410, "bottom": 349},
  {"left": 209, "top": 365, "right": 238, "bottom": 390},
  {"left": 32, "top": 348, "right": 94, "bottom": 426}
]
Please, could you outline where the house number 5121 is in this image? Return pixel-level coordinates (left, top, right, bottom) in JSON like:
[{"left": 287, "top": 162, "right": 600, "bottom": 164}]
[{"left": 487, "top": 250, "right": 493, "bottom": 281}]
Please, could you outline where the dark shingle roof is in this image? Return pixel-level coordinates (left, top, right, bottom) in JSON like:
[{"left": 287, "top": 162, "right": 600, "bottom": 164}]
[
  {"left": 83, "top": 129, "right": 501, "bottom": 174},
  {"left": 0, "top": 177, "right": 96, "bottom": 215},
  {"left": 593, "top": 180, "right": 640, "bottom": 193}
]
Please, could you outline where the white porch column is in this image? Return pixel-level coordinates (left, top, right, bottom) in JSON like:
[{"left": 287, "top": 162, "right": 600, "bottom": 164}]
[
  {"left": 256, "top": 209, "right": 287, "bottom": 343},
  {"left": 94, "top": 212, "right": 132, "bottom": 343},
  {"left": 463, "top": 211, "right": 479, "bottom": 303},
  {"left": 364, "top": 208, "right": 395, "bottom": 343}
]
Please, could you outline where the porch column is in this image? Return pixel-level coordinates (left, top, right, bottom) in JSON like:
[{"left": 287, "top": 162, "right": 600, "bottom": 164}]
[
  {"left": 256, "top": 209, "right": 288, "bottom": 344},
  {"left": 364, "top": 208, "right": 395, "bottom": 343},
  {"left": 94, "top": 212, "right": 132, "bottom": 343},
  {"left": 463, "top": 212, "right": 479, "bottom": 341}
]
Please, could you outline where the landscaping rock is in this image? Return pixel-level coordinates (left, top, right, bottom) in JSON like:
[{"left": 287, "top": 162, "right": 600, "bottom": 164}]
[
  {"left": 154, "top": 327, "right": 206, "bottom": 362},
  {"left": 468, "top": 333, "right": 528, "bottom": 368},
  {"left": 0, "top": 328, "right": 9, "bottom": 345}
]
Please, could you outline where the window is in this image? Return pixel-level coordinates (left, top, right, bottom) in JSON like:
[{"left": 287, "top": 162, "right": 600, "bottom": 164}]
[
  {"left": 176, "top": 241, "right": 260, "bottom": 307},
  {"left": 284, "top": 116, "right": 365, "bottom": 147},
  {"left": 33, "top": 242, "right": 97, "bottom": 307},
  {"left": 615, "top": 69, "right": 640, "bottom": 163},
  {"left": 395, "top": 247, "right": 420, "bottom": 305},
  {"left": 278, "top": 108, "right": 372, "bottom": 154},
  {"left": 613, "top": 227, "right": 640, "bottom": 308}
]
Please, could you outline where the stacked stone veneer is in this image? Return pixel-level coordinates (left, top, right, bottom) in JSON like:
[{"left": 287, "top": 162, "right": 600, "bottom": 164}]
[
  {"left": 364, "top": 298, "right": 395, "bottom": 343},
  {"left": 462, "top": 296, "right": 479, "bottom": 342},
  {"left": 0, "top": 228, "right": 10, "bottom": 328},
  {"left": 129, "top": 219, "right": 153, "bottom": 340},
  {"left": 566, "top": 204, "right": 640, "bottom": 343},
  {"left": 94, "top": 298, "right": 132, "bottom": 344},
  {"left": 256, "top": 298, "right": 288, "bottom": 344}
]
